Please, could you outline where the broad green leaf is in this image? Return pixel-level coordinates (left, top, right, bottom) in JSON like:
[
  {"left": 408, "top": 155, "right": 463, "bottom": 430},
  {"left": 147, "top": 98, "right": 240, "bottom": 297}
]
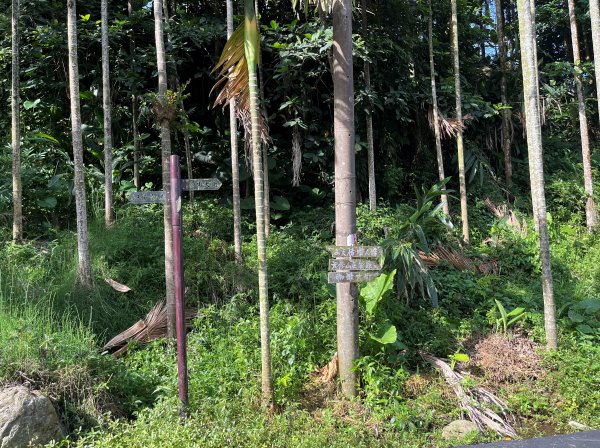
[
  {"left": 576, "top": 324, "right": 594, "bottom": 334},
  {"left": 568, "top": 309, "right": 585, "bottom": 323},
  {"left": 23, "top": 99, "right": 41, "bottom": 110},
  {"left": 577, "top": 299, "right": 600, "bottom": 314},
  {"left": 37, "top": 197, "right": 57, "bottom": 209},
  {"left": 32, "top": 133, "right": 59, "bottom": 143},
  {"left": 451, "top": 353, "right": 470, "bottom": 363},
  {"left": 361, "top": 270, "right": 396, "bottom": 315},
  {"left": 271, "top": 196, "right": 290, "bottom": 211},
  {"left": 370, "top": 322, "right": 397, "bottom": 345},
  {"left": 507, "top": 307, "right": 526, "bottom": 317}
]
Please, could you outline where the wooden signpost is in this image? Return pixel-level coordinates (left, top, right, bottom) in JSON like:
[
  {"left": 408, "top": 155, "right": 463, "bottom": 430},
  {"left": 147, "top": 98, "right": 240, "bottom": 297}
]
[
  {"left": 326, "top": 245, "right": 383, "bottom": 284},
  {"left": 127, "top": 157, "right": 222, "bottom": 412}
]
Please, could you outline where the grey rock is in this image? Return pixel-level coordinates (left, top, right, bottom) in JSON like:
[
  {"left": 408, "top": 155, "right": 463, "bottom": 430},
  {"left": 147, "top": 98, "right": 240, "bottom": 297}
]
[
  {"left": 442, "top": 419, "right": 480, "bottom": 441},
  {"left": 0, "top": 386, "right": 63, "bottom": 448}
]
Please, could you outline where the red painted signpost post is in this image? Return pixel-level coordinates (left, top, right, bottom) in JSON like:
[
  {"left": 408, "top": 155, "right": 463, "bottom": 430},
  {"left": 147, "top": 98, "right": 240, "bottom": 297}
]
[
  {"left": 170, "top": 154, "right": 188, "bottom": 413},
  {"left": 127, "top": 158, "right": 222, "bottom": 414}
]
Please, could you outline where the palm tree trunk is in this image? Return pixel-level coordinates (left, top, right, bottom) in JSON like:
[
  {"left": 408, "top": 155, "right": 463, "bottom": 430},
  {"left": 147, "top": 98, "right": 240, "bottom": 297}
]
[
  {"left": 11, "top": 0, "right": 22, "bottom": 242},
  {"left": 333, "top": 0, "right": 359, "bottom": 398},
  {"left": 227, "top": 0, "right": 243, "bottom": 262},
  {"left": 567, "top": 0, "right": 597, "bottom": 231},
  {"left": 428, "top": 0, "right": 449, "bottom": 215},
  {"left": 101, "top": 0, "right": 114, "bottom": 226},
  {"left": 362, "top": 0, "right": 376, "bottom": 211},
  {"left": 244, "top": 0, "right": 273, "bottom": 407},
  {"left": 451, "top": 0, "right": 469, "bottom": 243},
  {"left": 254, "top": 0, "right": 270, "bottom": 238},
  {"left": 67, "top": 0, "right": 93, "bottom": 286},
  {"left": 495, "top": 0, "right": 512, "bottom": 187},
  {"left": 128, "top": 1, "right": 141, "bottom": 190},
  {"left": 590, "top": 0, "right": 600, "bottom": 122},
  {"left": 516, "top": 0, "right": 557, "bottom": 350},
  {"left": 154, "top": 0, "right": 176, "bottom": 339}
]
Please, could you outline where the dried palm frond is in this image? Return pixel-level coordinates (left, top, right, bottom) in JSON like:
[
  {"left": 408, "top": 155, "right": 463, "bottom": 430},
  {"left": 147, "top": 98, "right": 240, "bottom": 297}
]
[
  {"left": 484, "top": 198, "right": 527, "bottom": 236},
  {"left": 313, "top": 353, "right": 338, "bottom": 384},
  {"left": 427, "top": 105, "right": 473, "bottom": 139},
  {"left": 418, "top": 245, "right": 499, "bottom": 276},
  {"left": 211, "top": 23, "right": 268, "bottom": 147},
  {"left": 104, "top": 278, "right": 131, "bottom": 293},
  {"left": 103, "top": 300, "right": 197, "bottom": 357},
  {"left": 420, "top": 352, "right": 517, "bottom": 438}
]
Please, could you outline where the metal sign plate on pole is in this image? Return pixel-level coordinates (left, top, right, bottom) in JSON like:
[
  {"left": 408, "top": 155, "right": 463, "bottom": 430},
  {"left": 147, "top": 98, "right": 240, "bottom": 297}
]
[
  {"left": 326, "top": 245, "right": 382, "bottom": 259},
  {"left": 182, "top": 178, "right": 222, "bottom": 191},
  {"left": 329, "top": 258, "right": 381, "bottom": 271},
  {"left": 327, "top": 271, "right": 381, "bottom": 283},
  {"left": 128, "top": 191, "right": 166, "bottom": 204}
]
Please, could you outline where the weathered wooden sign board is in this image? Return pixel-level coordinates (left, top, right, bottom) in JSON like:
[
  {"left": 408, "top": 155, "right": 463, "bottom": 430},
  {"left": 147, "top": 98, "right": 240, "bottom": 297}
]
[
  {"left": 128, "top": 190, "right": 166, "bottom": 204},
  {"left": 327, "top": 271, "right": 381, "bottom": 283},
  {"left": 182, "top": 178, "right": 222, "bottom": 191},
  {"left": 128, "top": 179, "right": 223, "bottom": 205},
  {"left": 326, "top": 244, "right": 383, "bottom": 284}
]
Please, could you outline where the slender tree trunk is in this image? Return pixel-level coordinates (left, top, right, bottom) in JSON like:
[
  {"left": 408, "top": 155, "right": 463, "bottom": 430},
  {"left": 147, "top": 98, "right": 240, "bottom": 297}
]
[
  {"left": 11, "top": 0, "right": 22, "bottom": 242},
  {"left": 128, "top": 1, "right": 141, "bottom": 190},
  {"left": 154, "top": 0, "right": 176, "bottom": 339},
  {"left": 495, "top": 0, "right": 512, "bottom": 187},
  {"left": 333, "top": 0, "right": 358, "bottom": 398},
  {"left": 244, "top": 0, "right": 273, "bottom": 406},
  {"left": 428, "top": 0, "right": 449, "bottom": 215},
  {"left": 255, "top": 0, "right": 270, "bottom": 238},
  {"left": 227, "top": 0, "right": 243, "bottom": 262},
  {"left": 567, "top": 0, "right": 597, "bottom": 230},
  {"left": 362, "top": 0, "right": 376, "bottom": 211},
  {"left": 591, "top": 0, "right": 600, "bottom": 121},
  {"left": 101, "top": 0, "right": 114, "bottom": 226},
  {"left": 67, "top": 0, "right": 93, "bottom": 286},
  {"left": 517, "top": 0, "right": 558, "bottom": 350},
  {"left": 451, "top": 0, "right": 469, "bottom": 243}
]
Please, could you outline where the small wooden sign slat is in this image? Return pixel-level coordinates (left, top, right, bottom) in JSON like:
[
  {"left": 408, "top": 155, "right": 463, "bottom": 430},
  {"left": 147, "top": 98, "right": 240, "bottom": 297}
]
[
  {"left": 329, "top": 258, "right": 381, "bottom": 271},
  {"left": 182, "top": 178, "right": 222, "bottom": 191},
  {"left": 328, "top": 271, "right": 381, "bottom": 283},
  {"left": 128, "top": 191, "right": 166, "bottom": 204},
  {"left": 326, "top": 245, "right": 382, "bottom": 259}
]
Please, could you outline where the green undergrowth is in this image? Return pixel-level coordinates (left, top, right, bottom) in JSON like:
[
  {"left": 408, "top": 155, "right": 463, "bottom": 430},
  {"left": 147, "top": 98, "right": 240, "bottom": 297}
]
[{"left": 0, "top": 199, "right": 599, "bottom": 446}]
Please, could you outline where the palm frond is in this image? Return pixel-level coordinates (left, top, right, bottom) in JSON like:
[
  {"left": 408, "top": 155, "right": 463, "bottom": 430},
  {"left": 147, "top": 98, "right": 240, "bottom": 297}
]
[{"left": 211, "top": 23, "right": 268, "bottom": 146}]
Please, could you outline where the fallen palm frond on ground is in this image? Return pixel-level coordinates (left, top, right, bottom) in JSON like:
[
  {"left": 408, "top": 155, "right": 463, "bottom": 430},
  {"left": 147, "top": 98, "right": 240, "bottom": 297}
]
[
  {"left": 313, "top": 352, "right": 338, "bottom": 384},
  {"left": 484, "top": 198, "right": 527, "bottom": 236},
  {"left": 102, "top": 301, "right": 197, "bottom": 357},
  {"left": 418, "top": 245, "right": 499, "bottom": 276},
  {"left": 420, "top": 351, "right": 517, "bottom": 438}
]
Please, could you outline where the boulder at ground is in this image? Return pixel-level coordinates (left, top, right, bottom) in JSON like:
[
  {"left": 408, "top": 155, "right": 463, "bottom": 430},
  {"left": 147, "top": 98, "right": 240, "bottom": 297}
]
[
  {"left": 442, "top": 419, "right": 479, "bottom": 441},
  {"left": 0, "top": 385, "right": 62, "bottom": 448}
]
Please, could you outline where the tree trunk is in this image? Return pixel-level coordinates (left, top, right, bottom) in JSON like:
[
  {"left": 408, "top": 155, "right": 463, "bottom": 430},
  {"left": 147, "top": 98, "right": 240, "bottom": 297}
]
[
  {"left": 255, "top": 0, "right": 270, "bottom": 238},
  {"left": 101, "top": 0, "right": 114, "bottom": 226},
  {"left": 67, "top": 0, "right": 93, "bottom": 286},
  {"left": 227, "top": 0, "right": 243, "bottom": 263},
  {"left": 516, "top": 0, "right": 557, "bottom": 350},
  {"left": 428, "top": 0, "right": 449, "bottom": 215},
  {"left": 333, "top": 0, "right": 358, "bottom": 398},
  {"left": 154, "top": 0, "right": 176, "bottom": 339},
  {"left": 591, "top": 0, "right": 600, "bottom": 122},
  {"left": 362, "top": 0, "right": 376, "bottom": 211},
  {"left": 128, "top": 1, "right": 141, "bottom": 190},
  {"left": 495, "top": 0, "right": 512, "bottom": 187},
  {"left": 11, "top": 0, "right": 22, "bottom": 242},
  {"left": 244, "top": 0, "right": 274, "bottom": 407},
  {"left": 567, "top": 0, "right": 597, "bottom": 231},
  {"left": 451, "top": 0, "right": 469, "bottom": 243}
]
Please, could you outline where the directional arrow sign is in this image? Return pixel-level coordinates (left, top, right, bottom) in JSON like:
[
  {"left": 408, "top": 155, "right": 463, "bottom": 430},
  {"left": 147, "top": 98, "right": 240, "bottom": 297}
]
[
  {"left": 182, "top": 178, "right": 222, "bottom": 191},
  {"left": 128, "top": 191, "right": 166, "bottom": 205},
  {"left": 326, "top": 245, "right": 382, "bottom": 259},
  {"left": 329, "top": 258, "right": 381, "bottom": 271},
  {"left": 328, "top": 271, "right": 381, "bottom": 284}
]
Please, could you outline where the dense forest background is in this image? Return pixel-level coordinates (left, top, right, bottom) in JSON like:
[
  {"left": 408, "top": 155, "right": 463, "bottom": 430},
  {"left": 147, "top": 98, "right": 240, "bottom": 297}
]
[{"left": 0, "top": 0, "right": 599, "bottom": 446}]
